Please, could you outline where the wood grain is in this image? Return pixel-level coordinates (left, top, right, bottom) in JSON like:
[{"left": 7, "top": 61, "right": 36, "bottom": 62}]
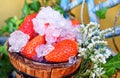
[{"left": 7, "top": 49, "right": 82, "bottom": 78}]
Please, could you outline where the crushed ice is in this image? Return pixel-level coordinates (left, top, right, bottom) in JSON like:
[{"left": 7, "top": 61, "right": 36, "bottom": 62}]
[
  {"left": 69, "top": 56, "right": 77, "bottom": 64},
  {"left": 33, "top": 6, "right": 77, "bottom": 44},
  {"left": 8, "top": 30, "right": 30, "bottom": 52},
  {"left": 36, "top": 44, "right": 54, "bottom": 57}
]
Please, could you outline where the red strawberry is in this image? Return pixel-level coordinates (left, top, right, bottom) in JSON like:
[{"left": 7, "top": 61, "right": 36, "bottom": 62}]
[
  {"left": 21, "top": 35, "right": 45, "bottom": 58},
  {"left": 18, "top": 13, "right": 37, "bottom": 39},
  {"left": 45, "top": 39, "right": 78, "bottom": 62},
  {"left": 71, "top": 19, "right": 80, "bottom": 26}
]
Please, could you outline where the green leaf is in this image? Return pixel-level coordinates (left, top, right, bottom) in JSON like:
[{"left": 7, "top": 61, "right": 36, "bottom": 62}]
[
  {"left": 104, "top": 67, "right": 116, "bottom": 76},
  {"left": 1, "top": 25, "right": 8, "bottom": 33},
  {"left": 45, "top": 0, "right": 49, "bottom": 5},
  {"left": 102, "top": 74, "right": 109, "bottom": 78},
  {"left": 5, "top": 17, "right": 16, "bottom": 24},
  {"left": 0, "top": 46, "right": 13, "bottom": 77},
  {"left": 55, "top": 0, "right": 61, "bottom": 5},
  {"left": 29, "top": 0, "right": 40, "bottom": 12},
  {"left": 21, "top": 0, "right": 30, "bottom": 18},
  {"left": 0, "top": 31, "right": 2, "bottom": 36},
  {"left": 104, "top": 61, "right": 120, "bottom": 69},
  {"left": 0, "top": 46, "right": 5, "bottom": 53},
  {"left": 96, "top": 8, "right": 107, "bottom": 19},
  {"left": 53, "top": 6, "right": 64, "bottom": 14},
  {"left": 0, "top": 43, "right": 8, "bottom": 55},
  {"left": 106, "top": 53, "right": 120, "bottom": 63},
  {"left": 1, "top": 16, "right": 23, "bottom": 35},
  {"left": 15, "top": 19, "right": 23, "bottom": 29},
  {"left": 102, "top": 53, "right": 120, "bottom": 76},
  {"left": 104, "top": 53, "right": 120, "bottom": 69},
  {"left": 8, "top": 22, "right": 14, "bottom": 33}
]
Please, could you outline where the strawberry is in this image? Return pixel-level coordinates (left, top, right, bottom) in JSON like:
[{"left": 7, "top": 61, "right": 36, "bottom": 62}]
[
  {"left": 71, "top": 19, "right": 80, "bottom": 26},
  {"left": 45, "top": 39, "right": 78, "bottom": 62},
  {"left": 18, "top": 13, "right": 37, "bottom": 39},
  {"left": 21, "top": 35, "right": 45, "bottom": 58}
]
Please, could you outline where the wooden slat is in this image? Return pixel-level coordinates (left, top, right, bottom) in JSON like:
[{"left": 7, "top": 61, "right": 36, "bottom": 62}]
[
  {"left": 7, "top": 44, "right": 82, "bottom": 78},
  {"left": 15, "top": 71, "right": 22, "bottom": 78}
]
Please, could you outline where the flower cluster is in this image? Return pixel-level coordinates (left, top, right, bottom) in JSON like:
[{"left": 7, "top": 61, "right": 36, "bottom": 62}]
[{"left": 76, "top": 22, "right": 113, "bottom": 78}]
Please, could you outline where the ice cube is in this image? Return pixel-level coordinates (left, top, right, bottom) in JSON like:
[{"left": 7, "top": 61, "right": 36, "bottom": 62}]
[
  {"left": 36, "top": 44, "right": 54, "bottom": 58},
  {"left": 69, "top": 56, "right": 77, "bottom": 64},
  {"left": 45, "top": 26, "right": 61, "bottom": 37},
  {"left": 45, "top": 35, "right": 57, "bottom": 44},
  {"left": 57, "top": 28, "right": 76, "bottom": 42},
  {"left": 52, "top": 29, "right": 61, "bottom": 37},
  {"left": 8, "top": 30, "right": 29, "bottom": 52},
  {"left": 32, "top": 55, "right": 44, "bottom": 62},
  {"left": 32, "top": 19, "right": 46, "bottom": 36}
]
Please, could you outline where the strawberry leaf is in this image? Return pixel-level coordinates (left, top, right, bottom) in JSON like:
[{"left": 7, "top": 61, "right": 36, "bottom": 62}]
[{"left": 96, "top": 8, "right": 107, "bottom": 19}]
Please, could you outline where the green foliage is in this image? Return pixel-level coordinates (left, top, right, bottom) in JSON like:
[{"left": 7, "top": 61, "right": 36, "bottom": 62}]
[
  {"left": 102, "top": 53, "right": 120, "bottom": 77},
  {"left": 21, "top": 0, "right": 31, "bottom": 18},
  {"left": 29, "top": 0, "right": 41, "bottom": 12},
  {"left": 0, "top": 17, "right": 23, "bottom": 36},
  {"left": 96, "top": 8, "right": 108, "bottom": 19},
  {"left": 53, "top": 6, "right": 64, "bottom": 14},
  {"left": 75, "top": 58, "right": 91, "bottom": 78},
  {"left": 55, "top": 0, "right": 61, "bottom": 5},
  {"left": 45, "top": 0, "right": 49, "bottom": 5},
  {"left": 22, "top": 0, "right": 40, "bottom": 18},
  {"left": 0, "top": 43, "right": 7, "bottom": 55},
  {"left": 0, "top": 43, "right": 13, "bottom": 78}
]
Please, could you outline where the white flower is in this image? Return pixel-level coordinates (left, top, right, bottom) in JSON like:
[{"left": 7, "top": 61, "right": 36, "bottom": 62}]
[
  {"left": 90, "top": 72, "right": 96, "bottom": 78},
  {"left": 91, "top": 36, "right": 101, "bottom": 43},
  {"left": 93, "top": 64, "right": 98, "bottom": 69},
  {"left": 77, "top": 22, "right": 112, "bottom": 77},
  {"left": 103, "top": 48, "right": 112, "bottom": 58},
  {"left": 96, "top": 54, "right": 106, "bottom": 64},
  {"left": 87, "top": 43, "right": 94, "bottom": 50},
  {"left": 95, "top": 67, "right": 105, "bottom": 77},
  {"left": 90, "top": 55, "right": 97, "bottom": 63},
  {"left": 94, "top": 41, "right": 107, "bottom": 45},
  {"left": 78, "top": 47, "right": 87, "bottom": 58},
  {"left": 90, "top": 53, "right": 107, "bottom": 64}
]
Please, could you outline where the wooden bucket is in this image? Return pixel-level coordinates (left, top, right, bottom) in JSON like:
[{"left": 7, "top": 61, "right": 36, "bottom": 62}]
[
  {"left": 8, "top": 51, "right": 82, "bottom": 78},
  {"left": 112, "top": 70, "right": 120, "bottom": 78}
]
